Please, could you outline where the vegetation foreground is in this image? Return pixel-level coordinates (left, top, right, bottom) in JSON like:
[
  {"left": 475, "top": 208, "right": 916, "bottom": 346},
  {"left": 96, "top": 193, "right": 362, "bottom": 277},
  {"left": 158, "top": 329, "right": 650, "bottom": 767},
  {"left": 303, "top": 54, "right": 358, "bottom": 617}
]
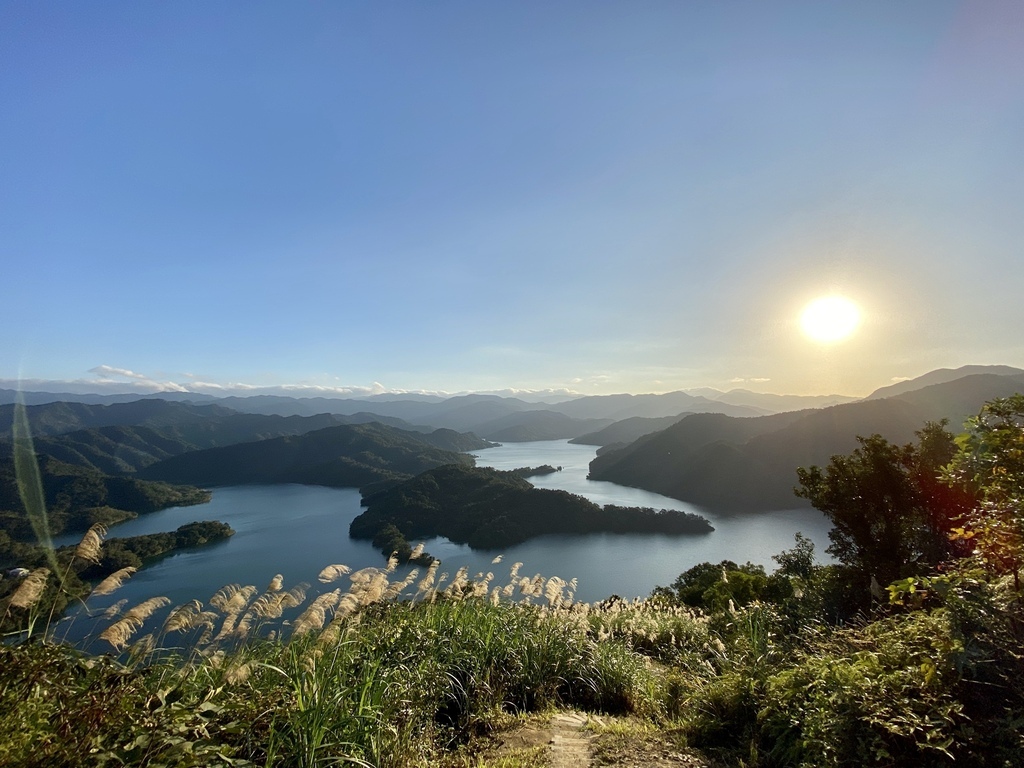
[{"left": 2, "top": 396, "right": 1024, "bottom": 767}]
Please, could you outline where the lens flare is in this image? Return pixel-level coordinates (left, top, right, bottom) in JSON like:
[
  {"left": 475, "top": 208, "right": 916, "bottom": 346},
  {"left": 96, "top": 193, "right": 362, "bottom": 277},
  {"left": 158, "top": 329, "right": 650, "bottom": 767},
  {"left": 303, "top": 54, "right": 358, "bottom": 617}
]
[{"left": 800, "top": 296, "right": 860, "bottom": 343}]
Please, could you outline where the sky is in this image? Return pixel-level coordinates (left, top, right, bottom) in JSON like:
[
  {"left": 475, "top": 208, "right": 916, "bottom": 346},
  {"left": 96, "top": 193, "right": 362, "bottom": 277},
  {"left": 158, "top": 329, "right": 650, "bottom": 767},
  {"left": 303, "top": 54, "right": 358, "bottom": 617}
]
[{"left": 2, "top": 1, "right": 1022, "bottom": 399}]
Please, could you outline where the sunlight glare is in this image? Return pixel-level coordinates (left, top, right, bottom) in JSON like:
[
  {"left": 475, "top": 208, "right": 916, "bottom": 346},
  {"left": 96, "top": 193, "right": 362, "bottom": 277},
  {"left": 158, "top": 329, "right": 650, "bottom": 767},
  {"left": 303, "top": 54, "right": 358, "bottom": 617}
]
[{"left": 800, "top": 296, "right": 861, "bottom": 343}]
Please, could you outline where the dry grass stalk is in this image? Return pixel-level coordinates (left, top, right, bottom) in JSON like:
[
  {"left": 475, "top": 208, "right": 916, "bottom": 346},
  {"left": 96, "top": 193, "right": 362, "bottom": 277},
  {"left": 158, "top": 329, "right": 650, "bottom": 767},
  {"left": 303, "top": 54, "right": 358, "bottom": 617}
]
[
  {"left": 445, "top": 566, "right": 469, "bottom": 599},
  {"left": 415, "top": 560, "right": 439, "bottom": 597},
  {"left": 209, "top": 584, "right": 257, "bottom": 614},
  {"left": 75, "top": 523, "right": 107, "bottom": 564},
  {"left": 383, "top": 569, "right": 419, "bottom": 601},
  {"left": 544, "top": 577, "right": 567, "bottom": 607},
  {"left": 226, "top": 585, "right": 257, "bottom": 615},
  {"left": 317, "top": 590, "right": 361, "bottom": 646},
  {"left": 131, "top": 633, "right": 155, "bottom": 657},
  {"left": 267, "top": 574, "right": 283, "bottom": 592},
  {"left": 347, "top": 567, "right": 391, "bottom": 606},
  {"left": 285, "top": 583, "right": 309, "bottom": 608},
  {"left": 163, "top": 600, "right": 204, "bottom": 633},
  {"left": 90, "top": 566, "right": 137, "bottom": 597},
  {"left": 385, "top": 553, "right": 399, "bottom": 574},
  {"left": 335, "top": 592, "right": 360, "bottom": 621},
  {"left": 8, "top": 568, "right": 50, "bottom": 610},
  {"left": 318, "top": 564, "right": 351, "bottom": 584},
  {"left": 100, "top": 596, "right": 171, "bottom": 650},
  {"left": 214, "top": 612, "right": 241, "bottom": 642},
  {"left": 103, "top": 598, "right": 128, "bottom": 619},
  {"left": 491, "top": 554, "right": 503, "bottom": 564},
  {"left": 292, "top": 589, "right": 341, "bottom": 636},
  {"left": 409, "top": 542, "right": 425, "bottom": 560}
]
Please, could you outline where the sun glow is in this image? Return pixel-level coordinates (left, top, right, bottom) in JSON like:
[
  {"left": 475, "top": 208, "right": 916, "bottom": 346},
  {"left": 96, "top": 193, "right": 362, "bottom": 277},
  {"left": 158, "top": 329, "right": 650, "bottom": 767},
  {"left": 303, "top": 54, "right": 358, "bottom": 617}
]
[{"left": 800, "top": 296, "right": 860, "bottom": 343}]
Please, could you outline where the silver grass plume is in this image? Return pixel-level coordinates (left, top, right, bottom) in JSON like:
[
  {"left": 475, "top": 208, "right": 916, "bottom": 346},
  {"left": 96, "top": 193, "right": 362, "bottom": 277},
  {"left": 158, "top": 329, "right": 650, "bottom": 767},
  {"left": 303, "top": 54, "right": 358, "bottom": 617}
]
[
  {"left": 100, "top": 596, "right": 171, "bottom": 650},
  {"left": 90, "top": 567, "right": 136, "bottom": 597},
  {"left": 8, "top": 568, "right": 50, "bottom": 610},
  {"left": 75, "top": 523, "right": 106, "bottom": 565},
  {"left": 292, "top": 589, "right": 341, "bottom": 636},
  {"left": 318, "top": 564, "right": 351, "bottom": 584},
  {"left": 103, "top": 598, "right": 128, "bottom": 620}
]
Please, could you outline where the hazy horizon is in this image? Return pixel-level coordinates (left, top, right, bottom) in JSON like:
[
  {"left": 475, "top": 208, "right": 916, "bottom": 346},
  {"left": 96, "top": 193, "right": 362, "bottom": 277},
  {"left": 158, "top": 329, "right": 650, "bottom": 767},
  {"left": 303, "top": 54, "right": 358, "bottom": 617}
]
[
  {"left": 4, "top": 362, "right": 1019, "bottom": 403},
  {"left": 4, "top": 3, "right": 1022, "bottom": 398}
]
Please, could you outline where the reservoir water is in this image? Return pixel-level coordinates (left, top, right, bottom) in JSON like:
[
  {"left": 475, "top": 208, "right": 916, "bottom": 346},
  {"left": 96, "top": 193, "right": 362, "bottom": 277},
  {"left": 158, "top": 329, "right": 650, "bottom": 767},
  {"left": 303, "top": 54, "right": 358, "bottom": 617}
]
[{"left": 55, "top": 440, "right": 832, "bottom": 642}]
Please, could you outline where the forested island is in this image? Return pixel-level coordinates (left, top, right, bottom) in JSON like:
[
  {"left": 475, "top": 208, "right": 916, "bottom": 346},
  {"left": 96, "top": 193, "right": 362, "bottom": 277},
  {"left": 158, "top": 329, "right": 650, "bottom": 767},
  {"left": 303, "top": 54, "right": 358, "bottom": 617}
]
[
  {"left": 351, "top": 464, "right": 712, "bottom": 552},
  {"left": 0, "top": 520, "right": 233, "bottom": 634}
]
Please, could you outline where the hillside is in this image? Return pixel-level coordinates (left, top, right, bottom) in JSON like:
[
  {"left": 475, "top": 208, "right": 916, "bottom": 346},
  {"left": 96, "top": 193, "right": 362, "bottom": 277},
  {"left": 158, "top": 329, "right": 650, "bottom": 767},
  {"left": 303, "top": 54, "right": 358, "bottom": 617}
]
[
  {"left": 139, "top": 422, "right": 477, "bottom": 489},
  {"left": 352, "top": 464, "right": 712, "bottom": 549},
  {"left": 589, "top": 372, "right": 1024, "bottom": 510},
  {"left": 865, "top": 364, "right": 1024, "bottom": 400},
  {"left": 570, "top": 413, "right": 692, "bottom": 447},
  {"left": 0, "top": 454, "right": 210, "bottom": 544}
]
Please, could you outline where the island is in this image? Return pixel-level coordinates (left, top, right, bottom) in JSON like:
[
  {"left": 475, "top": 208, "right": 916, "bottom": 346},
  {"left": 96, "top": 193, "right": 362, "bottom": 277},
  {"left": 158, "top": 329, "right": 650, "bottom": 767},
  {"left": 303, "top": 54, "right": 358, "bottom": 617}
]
[{"left": 350, "top": 464, "right": 713, "bottom": 552}]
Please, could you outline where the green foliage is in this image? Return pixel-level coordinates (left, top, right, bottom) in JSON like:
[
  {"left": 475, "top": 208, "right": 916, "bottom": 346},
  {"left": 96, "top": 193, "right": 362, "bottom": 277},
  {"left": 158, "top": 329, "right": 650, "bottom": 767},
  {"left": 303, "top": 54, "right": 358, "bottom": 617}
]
[
  {"left": 1, "top": 522, "right": 233, "bottom": 635},
  {"left": 759, "top": 611, "right": 968, "bottom": 767},
  {"left": 0, "top": 454, "right": 210, "bottom": 547},
  {"left": 139, "top": 423, "right": 475, "bottom": 489},
  {"left": 795, "top": 422, "right": 973, "bottom": 592},
  {"left": 0, "top": 569, "right": 660, "bottom": 768},
  {"left": 352, "top": 464, "right": 712, "bottom": 551},
  {"left": 946, "top": 394, "right": 1024, "bottom": 587},
  {"left": 653, "top": 560, "right": 768, "bottom": 611}
]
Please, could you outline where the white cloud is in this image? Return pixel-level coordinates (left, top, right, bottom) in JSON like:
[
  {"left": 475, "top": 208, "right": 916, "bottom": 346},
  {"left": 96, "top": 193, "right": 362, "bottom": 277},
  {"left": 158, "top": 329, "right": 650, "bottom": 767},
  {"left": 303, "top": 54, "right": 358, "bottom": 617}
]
[
  {"left": 87, "top": 365, "right": 189, "bottom": 392},
  {"left": 750, "top": 377, "right": 771, "bottom": 383},
  {"left": 890, "top": 376, "right": 913, "bottom": 383},
  {"left": 89, "top": 365, "right": 149, "bottom": 381}
]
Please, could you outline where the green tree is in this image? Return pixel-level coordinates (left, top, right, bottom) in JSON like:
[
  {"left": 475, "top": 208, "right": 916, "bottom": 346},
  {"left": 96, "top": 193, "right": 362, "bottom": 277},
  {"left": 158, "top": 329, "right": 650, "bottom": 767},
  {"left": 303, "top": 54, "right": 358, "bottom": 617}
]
[
  {"left": 946, "top": 394, "right": 1024, "bottom": 589},
  {"left": 795, "top": 422, "right": 970, "bottom": 590}
]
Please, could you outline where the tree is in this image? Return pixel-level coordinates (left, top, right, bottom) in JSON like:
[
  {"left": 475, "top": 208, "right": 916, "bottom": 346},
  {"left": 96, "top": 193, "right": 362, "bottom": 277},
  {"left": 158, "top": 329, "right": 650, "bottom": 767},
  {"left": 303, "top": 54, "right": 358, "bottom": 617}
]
[
  {"left": 946, "top": 395, "right": 1024, "bottom": 589},
  {"left": 795, "top": 422, "right": 970, "bottom": 589}
]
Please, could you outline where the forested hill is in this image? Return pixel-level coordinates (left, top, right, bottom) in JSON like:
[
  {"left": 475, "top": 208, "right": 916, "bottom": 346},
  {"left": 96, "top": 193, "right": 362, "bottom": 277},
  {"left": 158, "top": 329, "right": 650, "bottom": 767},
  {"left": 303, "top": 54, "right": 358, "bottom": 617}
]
[
  {"left": 0, "top": 397, "right": 419, "bottom": 446},
  {"left": 351, "top": 464, "right": 712, "bottom": 550},
  {"left": 590, "top": 372, "right": 1024, "bottom": 510},
  {"left": 138, "top": 422, "right": 479, "bottom": 489},
  {"left": 0, "top": 454, "right": 210, "bottom": 544}
]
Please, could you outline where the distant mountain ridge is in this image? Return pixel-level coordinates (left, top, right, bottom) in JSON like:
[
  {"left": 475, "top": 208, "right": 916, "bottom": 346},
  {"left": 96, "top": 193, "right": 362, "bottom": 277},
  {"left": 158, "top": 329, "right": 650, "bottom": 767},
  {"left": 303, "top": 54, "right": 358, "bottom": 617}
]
[
  {"left": 865, "top": 365, "right": 1024, "bottom": 400},
  {"left": 138, "top": 422, "right": 481, "bottom": 490},
  {"left": 589, "top": 368, "right": 1024, "bottom": 511}
]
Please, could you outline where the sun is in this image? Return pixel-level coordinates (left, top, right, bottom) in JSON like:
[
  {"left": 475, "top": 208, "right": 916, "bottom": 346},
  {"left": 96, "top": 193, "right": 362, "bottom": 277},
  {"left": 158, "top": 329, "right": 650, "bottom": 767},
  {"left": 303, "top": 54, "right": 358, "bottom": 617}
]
[{"left": 800, "top": 296, "right": 861, "bottom": 343}]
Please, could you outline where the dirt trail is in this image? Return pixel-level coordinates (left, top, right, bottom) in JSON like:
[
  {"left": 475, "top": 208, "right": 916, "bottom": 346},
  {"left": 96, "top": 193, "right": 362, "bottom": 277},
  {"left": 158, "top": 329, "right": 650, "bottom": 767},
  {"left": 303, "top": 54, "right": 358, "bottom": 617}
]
[{"left": 491, "top": 710, "right": 709, "bottom": 768}]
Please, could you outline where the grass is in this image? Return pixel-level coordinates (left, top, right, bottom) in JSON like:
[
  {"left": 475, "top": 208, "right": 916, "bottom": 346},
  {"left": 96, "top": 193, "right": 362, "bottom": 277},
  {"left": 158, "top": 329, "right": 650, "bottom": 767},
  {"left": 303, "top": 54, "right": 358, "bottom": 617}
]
[{"left": 0, "top": 542, "right": 667, "bottom": 767}]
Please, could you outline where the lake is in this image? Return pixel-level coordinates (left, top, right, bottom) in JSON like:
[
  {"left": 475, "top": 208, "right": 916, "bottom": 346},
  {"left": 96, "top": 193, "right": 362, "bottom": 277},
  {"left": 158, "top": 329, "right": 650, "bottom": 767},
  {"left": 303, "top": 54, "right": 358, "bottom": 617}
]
[{"left": 54, "top": 439, "right": 832, "bottom": 643}]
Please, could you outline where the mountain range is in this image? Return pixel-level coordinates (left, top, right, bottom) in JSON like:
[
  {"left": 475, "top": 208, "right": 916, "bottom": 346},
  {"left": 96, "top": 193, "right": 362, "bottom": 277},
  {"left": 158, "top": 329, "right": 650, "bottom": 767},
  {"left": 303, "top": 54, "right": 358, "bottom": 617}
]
[
  {"left": 3, "top": 364, "right": 1022, "bottom": 527},
  {"left": 588, "top": 367, "right": 1024, "bottom": 510}
]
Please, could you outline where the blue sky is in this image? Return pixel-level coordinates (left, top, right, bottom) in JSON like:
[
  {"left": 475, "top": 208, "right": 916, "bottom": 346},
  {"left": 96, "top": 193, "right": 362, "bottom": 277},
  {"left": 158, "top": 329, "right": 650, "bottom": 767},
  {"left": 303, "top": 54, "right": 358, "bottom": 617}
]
[{"left": 2, "top": 1, "right": 1022, "bottom": 397}]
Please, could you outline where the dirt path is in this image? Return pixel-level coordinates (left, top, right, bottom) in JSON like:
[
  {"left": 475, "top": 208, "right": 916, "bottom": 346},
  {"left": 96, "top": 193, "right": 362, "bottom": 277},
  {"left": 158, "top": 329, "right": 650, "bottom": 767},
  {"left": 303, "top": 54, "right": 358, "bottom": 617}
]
[{"left": 490, "top": 710, "right": 710, "bottom": 768}]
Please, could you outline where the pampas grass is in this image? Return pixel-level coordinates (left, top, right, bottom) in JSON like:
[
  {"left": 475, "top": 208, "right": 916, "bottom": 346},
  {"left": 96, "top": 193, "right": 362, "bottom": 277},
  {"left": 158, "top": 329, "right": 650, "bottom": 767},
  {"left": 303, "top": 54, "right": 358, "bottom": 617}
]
[
  {"left": 75, "top": 523, "right": 106, "bottom": 565},
  {"left": 103, "top": 598, "right": 128, "bottom": 619},
  {"left": 99, "top": 596, "right": 171, "bottom": 650},
  {"left": 163, "top": 600, "right": 216, "bottom": 634},
  {"left": 7, "top": 568, "right": 50, "bottom": 610},
  {"left": 318, "top": 564, "right": 351, "bottom": 583},
  {"left": 210, "top": 584, "right": 257, "bottom": 615},
  {"left": 90, "top": 566, "right": 136, "bottom": 597},
  {"left": 292, "top": 589, "right": 341, "bottom": 636}
]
